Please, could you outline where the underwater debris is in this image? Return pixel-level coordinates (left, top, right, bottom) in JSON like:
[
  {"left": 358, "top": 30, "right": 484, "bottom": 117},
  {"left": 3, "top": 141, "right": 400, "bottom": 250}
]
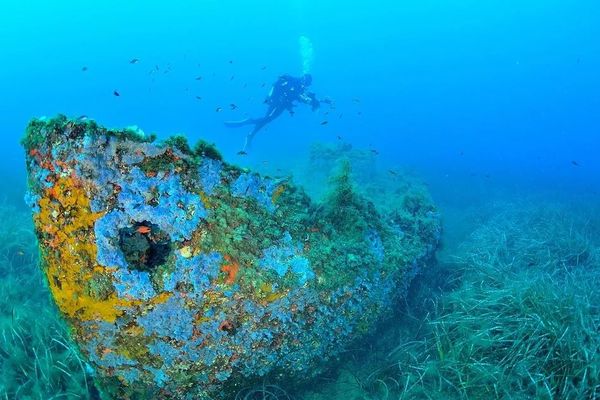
[{"left": 22, "top": 115, "right": 440, "bottom": 399}]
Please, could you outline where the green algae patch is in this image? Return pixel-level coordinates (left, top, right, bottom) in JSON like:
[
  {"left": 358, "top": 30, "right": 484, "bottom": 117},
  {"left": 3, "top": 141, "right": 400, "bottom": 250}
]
[{"left": 193, "top": 139, "right": 223, "bottom": 161}]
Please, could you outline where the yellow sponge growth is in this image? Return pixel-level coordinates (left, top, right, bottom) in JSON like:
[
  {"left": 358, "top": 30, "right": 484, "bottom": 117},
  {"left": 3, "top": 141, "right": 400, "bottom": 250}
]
[{"left": 34, "top": 175, "right": 136, "bottom": 323}]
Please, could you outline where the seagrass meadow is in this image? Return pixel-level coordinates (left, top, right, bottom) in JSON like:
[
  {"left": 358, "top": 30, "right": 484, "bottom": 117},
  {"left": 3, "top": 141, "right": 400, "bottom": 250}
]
[{"left": 302, "top": 200, "right": 600, "bottom": 400}]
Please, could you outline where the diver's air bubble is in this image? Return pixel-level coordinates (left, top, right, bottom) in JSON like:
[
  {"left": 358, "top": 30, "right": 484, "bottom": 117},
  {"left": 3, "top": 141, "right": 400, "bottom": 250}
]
[{"left": 299, "top": 35, "right": 314, "bottom": 74}]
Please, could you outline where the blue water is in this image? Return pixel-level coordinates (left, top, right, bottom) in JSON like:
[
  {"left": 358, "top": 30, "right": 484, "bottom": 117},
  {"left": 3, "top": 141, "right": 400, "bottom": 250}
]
[{"left": 2, "top": 0, "right": 599, "bottom": 207}]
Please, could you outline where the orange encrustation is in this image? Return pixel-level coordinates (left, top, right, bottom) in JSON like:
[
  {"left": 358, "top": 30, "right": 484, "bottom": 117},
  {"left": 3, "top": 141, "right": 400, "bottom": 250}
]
[{"left": 221, "top": 255, "right": 240, "bottom": 285}]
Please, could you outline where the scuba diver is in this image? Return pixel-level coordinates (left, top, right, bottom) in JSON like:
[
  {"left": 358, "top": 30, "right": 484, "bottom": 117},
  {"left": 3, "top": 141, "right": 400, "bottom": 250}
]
[{"left": 225, "top": 73, "right": 329, "bottom": 154}]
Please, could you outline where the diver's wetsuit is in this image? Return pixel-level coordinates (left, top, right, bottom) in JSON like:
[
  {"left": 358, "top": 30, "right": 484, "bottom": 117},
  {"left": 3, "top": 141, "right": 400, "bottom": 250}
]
[{"left": 225, "top": 74, "right": 321, "bottom": 153}]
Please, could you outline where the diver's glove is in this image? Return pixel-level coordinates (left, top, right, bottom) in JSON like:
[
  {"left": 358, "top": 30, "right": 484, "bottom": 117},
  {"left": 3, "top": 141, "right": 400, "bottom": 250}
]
[{"left": 305, "top": 92, "right": 320, "bottom": 111}]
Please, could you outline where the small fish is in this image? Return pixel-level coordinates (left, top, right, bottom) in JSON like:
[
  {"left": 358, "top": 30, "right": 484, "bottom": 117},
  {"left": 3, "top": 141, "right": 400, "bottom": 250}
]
[
  {"left": 195, "top": 96, "right": 202, "bottom": 100},
  {"left": 338, "top": 113, "right": 343, "bottom": 119},
  {"left": 229, "top": 60, "right": 234, "bottom": 64},
  {"left": 352, "top": 97, "right": 361, "bottom": 103},
  {"left": 237, "top": 150, "right": 248, "bottom": 156},
  {"left": 357, "top": 111, "right": 362, "bottom": 115},
  {"left": 337, "top": 135, "right": 342, "bottom": 140},
  {"left": 261, "top": 83, "right": 266, "bottom": 88},
  {"left": 229, "top": 103, "right": 238, "bottom": 110},
  {"left": 81, "top": 66, "right": 88, "bottom": 72},
  {"left": 113, "top": 90, "right": 120, "bottom": 97},
  {"left": 137, "top": 226, "right": 151, "bottom": 234},
  {"left": 370, "top": 149, "right": 379, "bottom": 155},
  {"left": 78, "top": 115, "right": 88, "bottom": 121},
  {"left": 195, "top": 76, "right": 203, "bottom": 80},
  {"left": 129, "top": 58, "right": 139, "bottom": 64},
  {"left": 571, "top": 160, "right": 580, "bottom": 166},
  {"left": 320, "top": 120, "right": 329, "bottom": 125},
  {"left": 230, "top": 75, "right": 235, "bottom": 80},
  {"left": 261, "top": 65, "right": 267, "bottom": 70},
  {"left": 215, "top": 107, "right": 223, "bottom": 112},
  {"left": 388, "top": 170, "right": 398, "bottom": 176}
]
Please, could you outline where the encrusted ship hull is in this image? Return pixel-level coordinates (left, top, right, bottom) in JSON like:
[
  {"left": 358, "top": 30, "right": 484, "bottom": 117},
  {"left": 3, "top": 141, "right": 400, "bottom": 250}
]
[{"left": 22, "top": 115, "right": 440, "bottom": 399}]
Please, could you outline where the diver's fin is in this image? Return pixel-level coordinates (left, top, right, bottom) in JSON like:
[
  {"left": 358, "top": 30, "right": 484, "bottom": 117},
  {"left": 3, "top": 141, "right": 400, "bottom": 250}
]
[{"left": 224, "top": 119, "right": 254, "bottom": 128}]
